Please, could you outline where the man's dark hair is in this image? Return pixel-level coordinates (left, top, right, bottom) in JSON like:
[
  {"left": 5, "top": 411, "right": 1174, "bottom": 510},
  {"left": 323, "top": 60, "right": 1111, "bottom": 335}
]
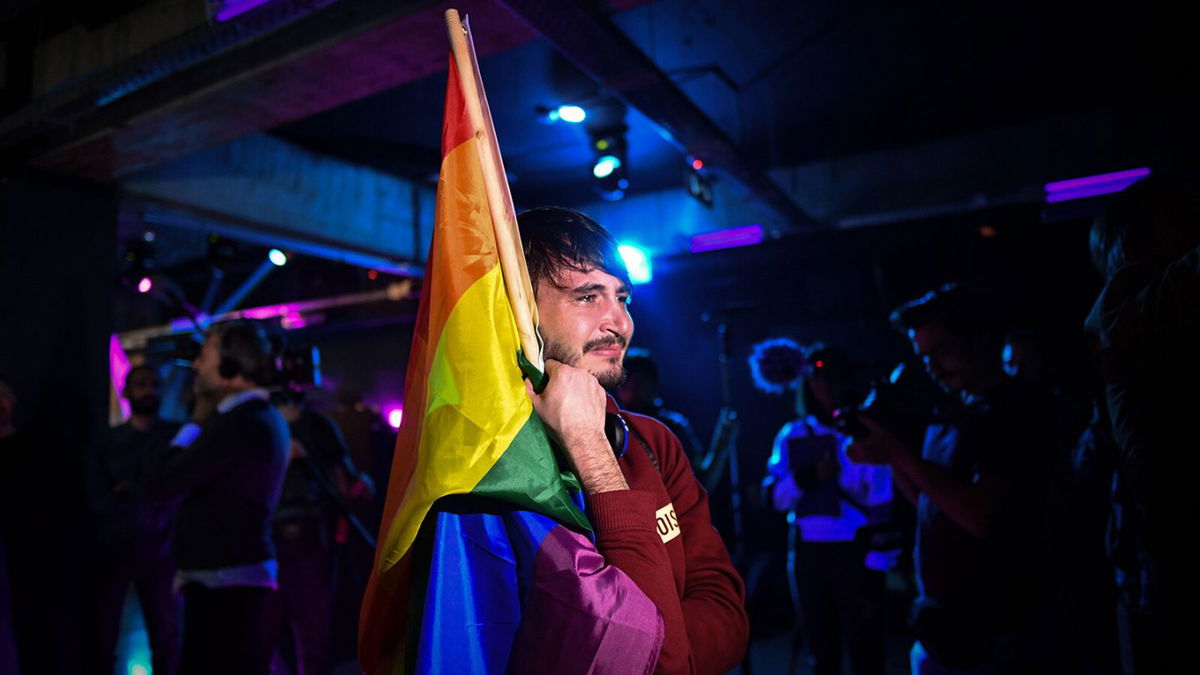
[
  {"left": 1090, "top": 175, "right": 1200, "bottom": 280},
  {"left": 213, "top": 319, "right": 277, "bottom": 386},
  {"left": 516, "top": 206, "right": 631, "bottom": 294},
  {"left": 123, "top": 364, "right": 159, "bottom": 389},
  {"left": 890, "top": 284, "right": 1002, "bottom": 351}
]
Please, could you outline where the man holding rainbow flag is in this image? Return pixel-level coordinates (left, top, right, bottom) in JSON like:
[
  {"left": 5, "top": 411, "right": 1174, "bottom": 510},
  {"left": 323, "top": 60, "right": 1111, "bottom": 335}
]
[{"left": 358, "top": 10, "right": 748, "bottom": 674}]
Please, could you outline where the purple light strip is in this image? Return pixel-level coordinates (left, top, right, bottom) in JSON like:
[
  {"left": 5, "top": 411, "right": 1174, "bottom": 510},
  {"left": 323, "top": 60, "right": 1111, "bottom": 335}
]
[
  {"left": 1044, "top": 167, "right": 1150, "bottom": 194},
  {"left": 214, "top": 0, "right": 273, "bottom": 22},
  {"left": 1044, "top": 177, "right": 1149, "bottom": 203},
  {"left": 690, "top": 224, "right": 764, "bottom": 253},
  {"left": 110, "top": 334, "right": 131, "bottom": 420}
]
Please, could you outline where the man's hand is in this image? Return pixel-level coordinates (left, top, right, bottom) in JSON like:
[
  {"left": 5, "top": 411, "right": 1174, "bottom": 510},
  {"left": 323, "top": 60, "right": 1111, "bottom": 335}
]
[
  {"left": 845, "top": 415, "right": 909, "bottom": 466},
  {"left": 525, "top": 359, "right": 629, "bottom": 495}
]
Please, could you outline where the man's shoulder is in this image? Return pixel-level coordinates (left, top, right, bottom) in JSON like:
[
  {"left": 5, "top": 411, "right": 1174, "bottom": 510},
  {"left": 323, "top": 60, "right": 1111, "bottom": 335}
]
[{"left": 622, "top": 408, "right": 679, "bottom": 446}]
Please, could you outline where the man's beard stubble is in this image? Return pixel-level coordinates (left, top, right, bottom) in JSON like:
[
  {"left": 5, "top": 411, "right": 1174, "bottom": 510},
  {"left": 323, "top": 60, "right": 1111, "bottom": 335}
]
[{"left": 543, "top": 335, "right": 628, "bottom": 391}]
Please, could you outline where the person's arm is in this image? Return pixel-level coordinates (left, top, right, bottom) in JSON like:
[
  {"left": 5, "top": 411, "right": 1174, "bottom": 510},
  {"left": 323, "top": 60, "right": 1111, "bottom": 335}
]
[
  {"left": 1099, "top": 244, "right": 1200, "bottom": 351},
  {"left": 892, "top": 469, "right": 920, "bottom": 506},
  {"left": 587, "top": 428, "right": 748, "bottom": 674},
  {"left": 847, "top": 416, "right": 1001, "bottom": 540},
  {"left": 528, "top": 361, "right": 747, "bottom": 673},
  {"left": 763, "top": 423, "right": 801, "bottom": 512},
  {"left": 525, "top": 359, "right": 629, "bottom": 494},
  {"left": 143, "top": 415, "right": 233, "bottom": 500}
]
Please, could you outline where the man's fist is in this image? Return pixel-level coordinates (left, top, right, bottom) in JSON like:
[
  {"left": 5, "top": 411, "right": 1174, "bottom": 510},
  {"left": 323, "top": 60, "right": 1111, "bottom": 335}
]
[{"left": 525, "top": 359, "right": 628, "bottom": 495}]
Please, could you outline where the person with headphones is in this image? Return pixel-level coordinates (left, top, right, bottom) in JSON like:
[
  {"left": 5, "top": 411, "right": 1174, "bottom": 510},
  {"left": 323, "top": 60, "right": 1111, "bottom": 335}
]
[{"left": 145, "top": 319, "right": 291, "bottom": 675}]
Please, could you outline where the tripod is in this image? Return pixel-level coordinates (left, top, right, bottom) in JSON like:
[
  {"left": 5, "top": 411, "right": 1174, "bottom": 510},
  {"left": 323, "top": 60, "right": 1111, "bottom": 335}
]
[{"left": 698, "top": 319, "right": 753, "bottom": 674}]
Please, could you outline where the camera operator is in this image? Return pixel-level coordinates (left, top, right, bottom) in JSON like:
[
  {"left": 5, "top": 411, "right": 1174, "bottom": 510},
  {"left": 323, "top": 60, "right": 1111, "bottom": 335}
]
[
  {"left": 755, "top": 340, "right": 895, "bottom": 675},
  {"left": 144, "top": 319, "right": 290, "bottom": 675},
  {"left": 268, "top": 387, "right": 373, "bottom": 675},
  {"left": 846, "top": 285, "right": 1059, "bottom": 674}
]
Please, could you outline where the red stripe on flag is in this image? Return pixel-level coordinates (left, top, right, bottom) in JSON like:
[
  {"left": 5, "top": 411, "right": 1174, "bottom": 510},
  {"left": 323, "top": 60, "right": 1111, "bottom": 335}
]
[{"left": 442, "top": 53, "right": 475, "bottom": 156}]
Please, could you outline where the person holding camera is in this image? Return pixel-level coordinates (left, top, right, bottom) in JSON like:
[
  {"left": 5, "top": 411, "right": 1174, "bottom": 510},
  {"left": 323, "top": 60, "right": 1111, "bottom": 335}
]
[
  {"left": 755, "top": 340, "right": 895, "bottom": 675},
  {"left": 846, "top": 285, "right": 1059, "bottom": 674},
  {"left": 144, "top": 319, "right": 290, "bottom": 675}
]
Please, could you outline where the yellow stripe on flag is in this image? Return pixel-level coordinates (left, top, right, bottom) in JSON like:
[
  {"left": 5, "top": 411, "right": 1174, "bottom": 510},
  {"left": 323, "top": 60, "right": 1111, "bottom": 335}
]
[{"left": 380, "top": 262, "right": 531, "bottom": 570}]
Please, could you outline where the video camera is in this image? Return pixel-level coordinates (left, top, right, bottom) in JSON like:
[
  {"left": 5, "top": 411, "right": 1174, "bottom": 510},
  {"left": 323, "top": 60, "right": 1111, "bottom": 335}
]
[
  {"left": 832, "top": 361, "right": 949, "bottom": 448},
  {"left": 145, "top": 331, "right": 321, "bottom": 399}
]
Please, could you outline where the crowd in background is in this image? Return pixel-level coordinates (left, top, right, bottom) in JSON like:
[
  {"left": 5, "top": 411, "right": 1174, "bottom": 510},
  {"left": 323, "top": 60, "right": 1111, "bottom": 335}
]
[{"left": 1, "top": 175, "right": 1196, "bottom": 674}]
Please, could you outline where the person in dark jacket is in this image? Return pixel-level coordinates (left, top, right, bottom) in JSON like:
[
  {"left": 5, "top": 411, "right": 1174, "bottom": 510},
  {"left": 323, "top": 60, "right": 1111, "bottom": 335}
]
[
  {"left": 88, "top": 364, "right": 181, "bottom": 675},
  {"left": 146, "top": 320, "right": 290, "bottom": 675}
]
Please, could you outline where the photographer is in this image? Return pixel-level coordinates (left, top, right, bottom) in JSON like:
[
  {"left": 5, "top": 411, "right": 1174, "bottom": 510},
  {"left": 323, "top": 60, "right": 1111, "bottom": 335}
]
[
  {"left": 755, "top": 340, "right": 894, "bottom": 675},
  {"left": 847, "top": 285, "right": 1059, "bottom": 674},
  {"left": 145, "top": 319, "right": 290, "bottom": 675}
]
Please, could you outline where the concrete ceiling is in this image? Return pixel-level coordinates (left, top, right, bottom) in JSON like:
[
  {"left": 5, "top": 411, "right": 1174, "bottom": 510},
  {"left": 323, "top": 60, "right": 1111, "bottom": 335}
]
[{"left": 2, "top": 0, "right": 1197, "bottom": 283}]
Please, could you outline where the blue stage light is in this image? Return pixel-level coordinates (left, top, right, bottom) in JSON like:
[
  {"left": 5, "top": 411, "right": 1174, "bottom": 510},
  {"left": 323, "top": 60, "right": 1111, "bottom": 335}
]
[
  {"left": 557, "top": 105, "right": 586, "bottom": 123},
  {"left": 593, "top": 155, "right": 621, "bottom": 179},
  {"left": 618, "top": 244, "right": 652, "bottom": 284},
  {"left": 268, "top": 249, "right": 288, "bottom": 266}
]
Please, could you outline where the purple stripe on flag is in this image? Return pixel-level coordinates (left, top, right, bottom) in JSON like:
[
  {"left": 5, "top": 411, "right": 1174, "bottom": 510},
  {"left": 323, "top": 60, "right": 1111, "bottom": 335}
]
[{"left": 508, "top": 526, "right": 663, "bottom": 674}]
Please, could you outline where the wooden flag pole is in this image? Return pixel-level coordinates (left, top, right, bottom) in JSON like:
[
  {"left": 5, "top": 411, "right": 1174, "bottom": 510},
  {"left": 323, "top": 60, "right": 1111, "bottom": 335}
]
[{"left": 444, "top": 8, "right": 544, "bottom": 371}]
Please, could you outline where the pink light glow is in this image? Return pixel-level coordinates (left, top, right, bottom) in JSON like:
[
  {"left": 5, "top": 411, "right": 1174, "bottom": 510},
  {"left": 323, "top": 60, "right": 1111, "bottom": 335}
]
[
  {"left": 137, "top": 277, "right": 153, "bottom": 293},
  {"left": 386, "top": 407, "right": 404, "bottom": 429},
  {"left": 109, "top": 334, "right": 131, "bottom": 419}
]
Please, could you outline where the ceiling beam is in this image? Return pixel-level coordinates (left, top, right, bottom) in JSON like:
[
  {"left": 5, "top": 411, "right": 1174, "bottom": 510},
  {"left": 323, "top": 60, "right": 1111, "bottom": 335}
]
[
  {"left": 498, "top": 0, "right": 821, "bottom": 231},
  {"left": 0, "top": 0, "right": 538, "bottom": 180}
]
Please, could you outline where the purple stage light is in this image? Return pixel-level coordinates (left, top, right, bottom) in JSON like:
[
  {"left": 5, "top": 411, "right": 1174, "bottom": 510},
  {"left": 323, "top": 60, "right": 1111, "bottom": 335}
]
[
  {"left": 213, "top": 0, "right": 274, "bottom": 21},
  {"left": 137, "top": 277, "right": 153, "bottom": 293},
  {"left": 1044, "top": 167, "right": 1151, "bottom": 203},
  {"left": 690, "top": 224, "right": 764, "bottom": 253},
  {"left": 386, "top": 407, "right": 404, "bottom": 429}
]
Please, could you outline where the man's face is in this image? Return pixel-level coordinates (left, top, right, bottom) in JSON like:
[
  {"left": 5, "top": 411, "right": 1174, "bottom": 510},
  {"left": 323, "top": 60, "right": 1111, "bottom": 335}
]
[
  {"left": 536, "top": 266, "right": 633, "bottom": 390},
  {"left": 192, "top": 334, "right": 228, "bottom": 398},
  {"left": 908, "top": 320, "right": 978, "bottom": 394},
  {"left": 124, "top": 369, "right": 161, "bottom": 416}
]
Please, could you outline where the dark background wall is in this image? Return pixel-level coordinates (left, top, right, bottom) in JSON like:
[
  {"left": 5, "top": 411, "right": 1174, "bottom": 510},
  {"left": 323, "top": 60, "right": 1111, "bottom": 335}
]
[{"left": 1, "top": 172, "right": 116, "bottom": 672}]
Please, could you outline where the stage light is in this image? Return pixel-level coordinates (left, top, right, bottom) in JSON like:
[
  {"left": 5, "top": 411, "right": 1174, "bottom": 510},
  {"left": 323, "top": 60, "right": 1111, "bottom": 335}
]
[
  {"left": 690, "top": 224, "right": 764, "bottom": 253},
  {"left": 367, "top": 269, "right": 379, "bottom": 280},
  {"left": 1044, "top": 167, "right": 1150, "bottom": 203},
  {"left": 590, "top": 125, "right": 629, "bottom": 200},
  {"left": 618, "top": 244, "right": 652, "bottom": 284},
  {"left": 593, "top": 155, "right": 621, "bottom": 179},
  {"left": 268, "top": 249, "right": 288, "bottom": 266},
  {"left": 386, "top": 407, "right": 404, "bottom": 429},
  {"left": 142, "top": 230, "right": 156, "bottom": 242},
  {"left": 213, "top": 0, "right": 274, "bottom": 22},
  {"left": 137, "top": 277, "right": 153, "bottom": 293},
  {"left": 557, "top": 105, "right": 586, "bottom": 123},
  {"left": 691, "top": 158, "right": 704, "bottom": 171}
]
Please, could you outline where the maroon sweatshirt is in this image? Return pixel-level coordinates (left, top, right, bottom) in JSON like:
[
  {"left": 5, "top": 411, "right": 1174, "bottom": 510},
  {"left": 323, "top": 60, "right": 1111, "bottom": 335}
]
[{"left": 586, "top": 398, "right": 749, "bottom": 674}]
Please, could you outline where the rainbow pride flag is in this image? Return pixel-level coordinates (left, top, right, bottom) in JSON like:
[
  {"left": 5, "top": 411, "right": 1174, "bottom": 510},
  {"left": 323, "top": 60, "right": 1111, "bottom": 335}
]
[{"left": 358, "top": 11, "right": 662, "bottom": 674}]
